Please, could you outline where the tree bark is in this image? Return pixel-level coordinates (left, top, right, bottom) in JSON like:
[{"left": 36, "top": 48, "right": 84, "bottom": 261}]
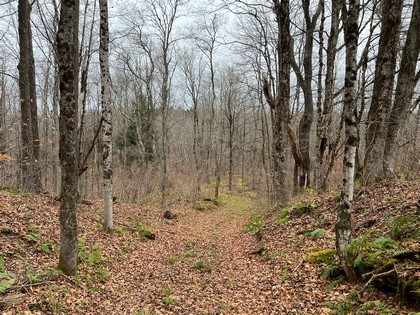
[
  {"left": 315, "top": 1, "right": 325, "bottom": 191},
  {"left": 295, "top": 0, "right": 322, "bottom": 189},
  {"left": 227, "top": 90, "right": 234, "bottom": 192},
  {"left": 383, "top": 0, "right": 420, "bottom": 176},
  {"left": 18, "top": 0, "right": 41, "bottom": 192},
  {"left": 100, "top": 0, "right": 113, "bottom": 229},
  {"left": 336, "top": 0, "right": 359, "bottom": 283},
  {"left": 0, "top": 66, "right": 5, "bottom": 157},
  {"left": 363, "top": 0, "right": 403, "bottom": 183},
  {"left": 267, "top": 0, "right": 291, "bottom": 205},
  {"left": 317, "top": 0, "right": 340, "bottom": 193},
  {"left": 57, "top": 0, "right": 80, "bottom": 276}
]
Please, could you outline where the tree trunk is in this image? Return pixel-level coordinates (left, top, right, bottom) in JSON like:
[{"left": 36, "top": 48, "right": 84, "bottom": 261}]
[
  {"left": 214, "top": 119, "right": 224, "bottom": 200},
  {"left": 160, "top": 58, "right": 169, "bottom": 211},
  {"left": 0, "top": 66, "right": 5, "bottom": 156},
  {"left": 314, "top": 1, "right": 324, "bottom": 191},
  {"left": 383, "top": 0, "right": 420, "bottom": 176},
  {"left": 336, "top": 0, "right": 359, "bottom": 283},
  {"left": 77, "top": 1, "right": 97, "bottom": 182},
  {"left": 28, "top": 15, "right": 40, "bottom": 185},
  {"left": 182, "top": 54, "right": 203, "bottom": 194},
  {"left": 150, "top": 0, "right": 181, "bottom": 212},
  {"left": 18, "top": 0, "right": 41, "bottom": 192},
  {"left": 296, "top": 0, "right": 322, "bottom": 189},
  {"left": 265, "top": 0, "right": 291, "bottom": 206},
  {"left": 363, "top": 0, "right": 403, "bottom": 183},
  {"left": 100, "top": 0, "right": 113, "bottom": 229},
  {"left": 193, "top": 97, "right": 201, "bottom": 194},
  {"left": 317, "top": 0, "right": 340, "bottom": 193},
  {"left": 228, "top": 109, "right": 234, "bottom": 192},
  {"left": 57, "top": 0, "right": 80, "bottom": 276}
]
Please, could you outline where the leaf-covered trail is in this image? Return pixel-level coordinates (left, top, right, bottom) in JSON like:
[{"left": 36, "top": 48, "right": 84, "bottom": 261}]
[
  {"left": 3, "top": 183, "right": 418, "bottom": 314},
  {"left": 2, "top": 190, "right": 332, "bottom": 314},
  {"left": 99, "top": 194, "right": 292, "bottom": 314}
]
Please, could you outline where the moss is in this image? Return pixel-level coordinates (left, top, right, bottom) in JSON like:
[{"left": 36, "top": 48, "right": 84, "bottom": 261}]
[
  {"left": 364, "top": 251, "right": 397, "bottom": 269},
  {"left": 277, "top": 210, "right": 290, "bottom": 225},
  {"left": 304, "top": 249, "right": 336, "bottom": 264},
  {"left": 304, "top": 228, "right": 324, "bottom": 238},
  {"left": 140, "top": 228, "right": 155, "bottom": 240},
  {"left": 212, "top": 198, "right": 225, "bottom": 207},
  {"left": 0, "top": 227, "right": 13, "bottom": 235},
  {"left": 295, "top": 202, "right": 318, "bottom": 215},
  {"left": 399, "top": 276, "right": 420, "bottom": 306}
]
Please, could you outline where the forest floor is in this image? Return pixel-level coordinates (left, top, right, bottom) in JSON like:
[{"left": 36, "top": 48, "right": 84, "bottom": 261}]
[{"left": 0, "top": 179, "right": 419, "bottom": 314}]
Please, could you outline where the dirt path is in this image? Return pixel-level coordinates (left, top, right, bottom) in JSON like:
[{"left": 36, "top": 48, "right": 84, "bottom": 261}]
[
  {"left": 3, "top": 185, "right": 416, "bottom": 314},
  {"left": 91, "top": 194, "right": 298, "bottom": 314},
  {"left": 2, "top": 191, "right": 317, "bottom": 315}
]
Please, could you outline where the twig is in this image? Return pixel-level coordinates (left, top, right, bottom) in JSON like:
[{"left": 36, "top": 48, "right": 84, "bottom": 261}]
[
  {"left": 15, "top": 280, "right": 57, "bottom": 290},
  {"left": 114, "top": 220, "right": 133, "bottom": 228},
  {"left": 59, "top": 273, "right": 85, "bottom": 290},
  {"left": 293, "top": 260, "right": 303, "bottom": 273},
  {"left": 358, "top": 268, "right": 396, "bottom": 296},
  {"left": 79, "top": 116, "right": 104, "bottom": 176}
]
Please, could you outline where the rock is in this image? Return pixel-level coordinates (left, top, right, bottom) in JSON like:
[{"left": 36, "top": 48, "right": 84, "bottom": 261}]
[{"left": 164, "top": 210, "right": 177, "bottom": 220}]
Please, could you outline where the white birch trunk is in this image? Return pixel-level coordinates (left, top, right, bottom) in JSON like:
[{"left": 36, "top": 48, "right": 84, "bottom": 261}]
[
  {"left": 336, "top": 0, "right": 359, "bottom": 283},
  {"left": 99, "top": 0, "right": 113, "bottom": 229}
]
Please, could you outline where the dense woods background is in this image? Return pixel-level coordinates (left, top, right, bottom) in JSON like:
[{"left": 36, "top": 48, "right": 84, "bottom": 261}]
[
  {"left": 0, "top": 0, "right": 419, "bottom": 281},
  {"left": 0, "top": 0, "right": 418, "bottom": 203}
]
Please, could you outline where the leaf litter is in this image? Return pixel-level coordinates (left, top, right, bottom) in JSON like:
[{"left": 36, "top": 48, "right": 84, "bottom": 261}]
[{"left": 0, "top": 179, "right": 419, "bottom": 314}]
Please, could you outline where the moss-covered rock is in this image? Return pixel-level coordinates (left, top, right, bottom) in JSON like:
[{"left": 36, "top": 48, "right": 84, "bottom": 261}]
[{"left": 398, "top": 275, "right": 420, "bottom": 306}]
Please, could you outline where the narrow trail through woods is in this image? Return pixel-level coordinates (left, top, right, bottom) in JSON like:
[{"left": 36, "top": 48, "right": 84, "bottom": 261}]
[
  {"left": 100, "top": 194, "right": 293, "bottom": 314},
  {"left": 4, "top": 182, "right": 417, "bottom": 314}
]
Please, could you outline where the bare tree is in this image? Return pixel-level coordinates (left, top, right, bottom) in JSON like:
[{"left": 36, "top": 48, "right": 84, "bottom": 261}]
[
  {"left": 18, "top": 0, "right": 41, "bottom": 192},
  {"left": 316, "top": 0, "right": 341, "bottom": 192},
  {"left": 118, "top": 37, "right": 156, "bottom": 164},
  {"left": 192, "top": 14, "right": 222, "bottom": 199},
  {"left": 181, "top": 50, "right": 204, "bottom": 194},
  {"left": 141, "top": 0, "right": 185, "bottom": 212},
  {"left": 336, "top": 0, "right": 359, "bottom": 283},
  {"left": 383, "top": 0, "right": 420, "bottom": 177},
  {"left": 220, "top": 68, "right": 243, "bottom": 191},
  {"left": 0, "top": 60, "right": 6, "bottom": 157},
  {"left": 77, "top": 0, "right": 97, "bottom": 179},
  {"left": 100, "top": 0, "right": 113, "bottom": 229},
  {"left": 224, "top": 2, "right": 276, "bottom": 199},
  {"left": 32, "top": 0, "right": 61, "bottom": 194},
  {"left": 364, "top": 0, "right": 403, "bottom": 183},
  {"left": 56, "top": 0, "right": 79, "bottom": 276},
  {"left": 262, "top": 0, "right": 292, "bottom": 205},
  {"left": 291, "top": 0, "right": 322, "bottom": 189},
  {"left": 194, "top": 15, "right": 220, "bottom": 182}
]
